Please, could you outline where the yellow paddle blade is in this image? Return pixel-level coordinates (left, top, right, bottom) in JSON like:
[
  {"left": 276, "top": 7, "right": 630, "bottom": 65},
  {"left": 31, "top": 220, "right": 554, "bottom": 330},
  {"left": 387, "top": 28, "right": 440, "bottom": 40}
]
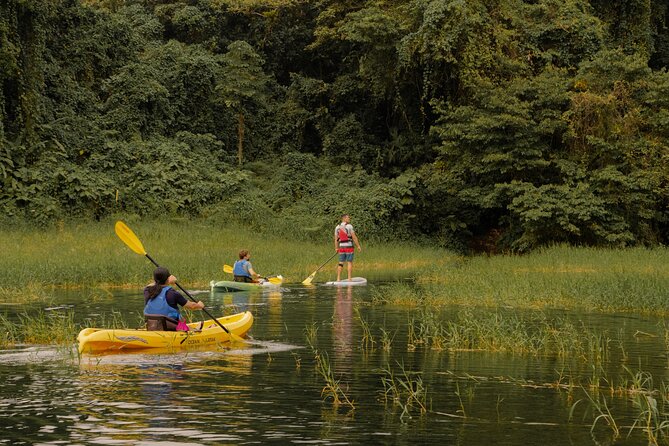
[
  {"left": 302, "top": 272, "right": 316, "bottom": 285},
  {"left": 223, "top": 264, "right": 234, "bottom": 274},
  {"left": 114, "top": 221, "right": 147, "bottom": 255}
]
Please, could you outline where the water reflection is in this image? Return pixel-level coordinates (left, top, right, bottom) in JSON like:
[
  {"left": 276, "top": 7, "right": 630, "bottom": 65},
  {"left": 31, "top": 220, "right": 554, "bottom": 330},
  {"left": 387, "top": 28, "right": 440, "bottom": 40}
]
[
  {"left": 333, "top": 286, "right": 353, "bottom": 372},
  {"left": 73, "top": 354, "right": 256, "bottom": 445}
]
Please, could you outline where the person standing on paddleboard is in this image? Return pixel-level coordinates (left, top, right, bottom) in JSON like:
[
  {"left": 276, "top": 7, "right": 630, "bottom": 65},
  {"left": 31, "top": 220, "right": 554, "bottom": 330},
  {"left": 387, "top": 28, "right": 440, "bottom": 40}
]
[{"left": 334, "top": 214, "right": 362, "bottom": 282}]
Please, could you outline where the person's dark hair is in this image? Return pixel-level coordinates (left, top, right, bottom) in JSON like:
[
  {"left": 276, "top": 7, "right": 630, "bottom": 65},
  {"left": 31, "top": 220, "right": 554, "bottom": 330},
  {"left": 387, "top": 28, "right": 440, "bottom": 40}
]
[
  {"left": 239, "top": 249, "right": 249, "bottom": 259},
  {"left": 147, "top": 267, "right": 170, "bottom": 299},
  {"left": 341, "top": 213, "right": 349, "bottom": 219}
]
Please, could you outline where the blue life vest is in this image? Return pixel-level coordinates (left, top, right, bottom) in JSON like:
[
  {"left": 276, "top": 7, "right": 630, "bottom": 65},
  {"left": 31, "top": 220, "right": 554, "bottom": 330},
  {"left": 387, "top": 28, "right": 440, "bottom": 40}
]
[
  {"left": 233, "top": 259, "right": 252, "bottom": 277},
  {"left": 144, "top": 286, "right": 180, "bottom": 320}
]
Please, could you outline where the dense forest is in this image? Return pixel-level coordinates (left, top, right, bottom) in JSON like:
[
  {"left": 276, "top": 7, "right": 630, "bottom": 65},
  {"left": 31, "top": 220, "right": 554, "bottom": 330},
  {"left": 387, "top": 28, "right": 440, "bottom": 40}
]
[{"left": 1, "top": 0, "right": 668, "bottom": 252}]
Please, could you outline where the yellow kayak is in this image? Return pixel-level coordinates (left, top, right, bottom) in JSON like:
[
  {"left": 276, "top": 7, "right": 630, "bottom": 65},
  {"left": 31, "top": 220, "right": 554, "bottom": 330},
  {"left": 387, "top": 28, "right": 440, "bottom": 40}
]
[{"left": 77, "top": 311, "right": 253, "bottom": 354}]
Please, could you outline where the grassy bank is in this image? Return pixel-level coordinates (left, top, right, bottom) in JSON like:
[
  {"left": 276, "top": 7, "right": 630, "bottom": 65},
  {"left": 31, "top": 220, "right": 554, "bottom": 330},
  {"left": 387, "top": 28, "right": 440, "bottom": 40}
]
[
  {"left": 0, "top": 218, "right": 453, "bottom": 290},
  {"left": 373, "top": 245, "right": 669, "bottom": 314},
  {"left": 3, "top": 219, "right": 668, "bottom": 314}
]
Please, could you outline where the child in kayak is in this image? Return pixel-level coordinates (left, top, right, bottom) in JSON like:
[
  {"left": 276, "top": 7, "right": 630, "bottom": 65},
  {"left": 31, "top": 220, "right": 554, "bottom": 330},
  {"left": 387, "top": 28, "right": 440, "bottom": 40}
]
[{"left": 144, "top": 267, "right": 205, "bottom": 330}]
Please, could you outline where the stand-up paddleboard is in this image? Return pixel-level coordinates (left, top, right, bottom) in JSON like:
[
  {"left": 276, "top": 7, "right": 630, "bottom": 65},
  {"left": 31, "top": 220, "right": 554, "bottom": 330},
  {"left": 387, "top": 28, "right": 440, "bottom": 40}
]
[{"left": 323, "top": 277, "right": 367, "bottom": 286}]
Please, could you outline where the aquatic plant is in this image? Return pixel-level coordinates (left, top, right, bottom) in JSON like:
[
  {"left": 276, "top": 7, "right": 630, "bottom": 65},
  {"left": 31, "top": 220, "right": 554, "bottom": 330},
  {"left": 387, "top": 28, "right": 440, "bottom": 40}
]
[
  {"left": 314, "top": 350, "right": 355, "bottom": 410},
  {"left": 571, "top": 388, "right": 620, "bottom": 440},
  {"left": 405, "top": 308, "right": 616, "bottom": 358},
  {"left": 354, "top": 307, "right": 375, "bottom": 350},
  {"left": 303, "top": 322, "right": 355, "bottom": 410},
  {"left": 571, "top": 366, "right": 669, "bottom": 445},
  {"left": 454, "top": 382, "right": 468, "bottom": 418},
  {"left": 0, "top": 314, "right": 20, "bottom": 346},
  {"left": 623, "top": 367, "right": 669, "bottom": 445},
  {"left": 406, "top": 316, "right": 417, "bottom": 351},
  {"left": 292, "top": 352, "right": 301, "bottom": 370},
  {"left": 82, "top": 310, "right": 129, "bottom": 331},
  {"left": 379, "top": 327, "right": 394, "bottom": 352},
  {"left": 305, "top": 323, "right": 318, "bottom": 349},
  {"left": 380, "top": 362, "right": 427, "bottom": 421},
  {"left": 9, "top": 310, "right": 78, "bottom": 346}
]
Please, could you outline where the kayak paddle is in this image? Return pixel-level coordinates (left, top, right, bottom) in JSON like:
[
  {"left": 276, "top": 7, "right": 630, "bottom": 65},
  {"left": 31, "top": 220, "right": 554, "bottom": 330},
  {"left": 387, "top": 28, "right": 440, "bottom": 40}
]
[
  {"left": 302, "top": 252, "right": 338, "bottom": 285},
  {"left": 114, "top": 220, "right": 243, "bottom": 341},
  {"left": 222, "top": 264, "right": 282, "bottom": 284}
]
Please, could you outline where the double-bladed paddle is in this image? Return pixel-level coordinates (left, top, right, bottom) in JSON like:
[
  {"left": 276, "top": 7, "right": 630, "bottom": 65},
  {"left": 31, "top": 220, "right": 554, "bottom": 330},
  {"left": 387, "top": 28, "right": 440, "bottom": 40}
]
[
  {"left": 222, "top": 264, "right": 283, "bottom": 284},
  {"left": 301, "top": 252, "right": 338, "bottom": 285},
  {"left": 114, "top": 220, "right": 243, "bottom": 341}
]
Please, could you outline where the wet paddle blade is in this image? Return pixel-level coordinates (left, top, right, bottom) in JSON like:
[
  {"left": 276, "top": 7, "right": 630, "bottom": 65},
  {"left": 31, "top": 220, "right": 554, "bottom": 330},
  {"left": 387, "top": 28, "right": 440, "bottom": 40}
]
[
  {"left": 302, "top": 252, "right": 337, "bottom": 285},
  {"left": 302, "top": 272, "right": 316, "bottom": 285},
  {"left": 223, "top": 264, "right": 234, "bottom": 274},
  {"left": 115, "top": 221, "right": 147, "bottom": 255}
]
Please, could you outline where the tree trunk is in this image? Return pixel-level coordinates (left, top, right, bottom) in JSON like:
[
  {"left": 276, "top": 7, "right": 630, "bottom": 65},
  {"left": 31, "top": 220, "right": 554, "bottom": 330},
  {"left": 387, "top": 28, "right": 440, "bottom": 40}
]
[{"left": 237, "top": 111, "right": 244, "bottom": 166}]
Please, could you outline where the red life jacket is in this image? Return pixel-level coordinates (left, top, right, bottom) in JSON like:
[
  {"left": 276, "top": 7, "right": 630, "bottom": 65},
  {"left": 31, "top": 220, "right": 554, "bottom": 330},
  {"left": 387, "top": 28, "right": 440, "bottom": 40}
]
[{"left": 337, "top": 224, "right": 354, "bottom": 253}]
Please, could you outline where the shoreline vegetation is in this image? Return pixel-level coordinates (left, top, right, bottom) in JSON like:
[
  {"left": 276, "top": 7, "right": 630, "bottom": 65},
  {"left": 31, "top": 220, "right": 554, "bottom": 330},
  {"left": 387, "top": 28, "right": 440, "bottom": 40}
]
[
  {"left": 1, "top": 219, "right": 667, "bottom": 349},
  {"left": 1, "top": 219, "right": 667, "bottom": 314},
  {"left": 0, "top": 218, "right": 453, "bottom": 290}
]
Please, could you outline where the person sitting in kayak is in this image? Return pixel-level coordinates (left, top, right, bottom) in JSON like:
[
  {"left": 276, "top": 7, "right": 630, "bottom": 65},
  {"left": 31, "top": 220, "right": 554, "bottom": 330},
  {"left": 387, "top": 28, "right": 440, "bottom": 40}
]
[
  {"left": 334, "top": 213, "right": 362, "bottom": 282},
  {"left": 233, "top": 250, "right": 262, "bottom": 283},
  {"left": 144, "top": 267, "right": 205, "bottom": 331}
]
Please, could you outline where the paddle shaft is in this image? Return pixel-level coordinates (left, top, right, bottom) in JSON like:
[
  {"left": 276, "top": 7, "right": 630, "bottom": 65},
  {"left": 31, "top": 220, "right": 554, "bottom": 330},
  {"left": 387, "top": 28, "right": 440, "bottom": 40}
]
[
  {"left": 145, "top": 253, "right": 231, "bottom": 334},
  {"left": 314, "top": 252, "right": 338, "bottom": 274}
]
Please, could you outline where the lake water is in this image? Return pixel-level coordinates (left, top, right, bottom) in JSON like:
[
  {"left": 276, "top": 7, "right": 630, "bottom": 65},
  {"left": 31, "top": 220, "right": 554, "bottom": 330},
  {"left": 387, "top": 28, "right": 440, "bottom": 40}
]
[{"left": 0, "top": 281, "right": 667, "bottom": 445}]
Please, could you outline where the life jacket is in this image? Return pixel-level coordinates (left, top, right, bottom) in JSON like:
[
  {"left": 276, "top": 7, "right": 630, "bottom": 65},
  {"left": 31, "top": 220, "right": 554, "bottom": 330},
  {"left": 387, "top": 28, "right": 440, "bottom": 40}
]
[
  {"left": 144, "top": 286, "right": 181, "bottom": 321},
  {"left": 336, "top": 223, "right": 354, "bottom": 253},
  {"left": 233, "top": 259, "right": 252, "bottom": 277}
]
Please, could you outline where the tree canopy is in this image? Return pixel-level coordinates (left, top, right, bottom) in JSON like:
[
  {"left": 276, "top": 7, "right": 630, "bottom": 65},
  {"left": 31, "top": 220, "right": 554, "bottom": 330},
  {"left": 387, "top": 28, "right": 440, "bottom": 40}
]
[{"left": 1, "top": 0, "right": 668, "bottom": 251}]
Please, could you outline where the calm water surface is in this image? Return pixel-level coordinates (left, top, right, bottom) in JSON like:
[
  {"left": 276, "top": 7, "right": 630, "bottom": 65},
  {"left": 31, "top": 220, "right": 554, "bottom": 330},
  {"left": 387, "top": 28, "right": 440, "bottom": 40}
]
[{"left": 0, "top": 281, "right": 667, "bottom": 445}]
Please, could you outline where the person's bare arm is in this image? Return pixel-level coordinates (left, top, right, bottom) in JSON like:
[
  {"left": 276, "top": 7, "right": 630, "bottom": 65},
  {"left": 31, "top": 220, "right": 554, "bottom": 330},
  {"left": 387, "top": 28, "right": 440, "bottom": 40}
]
[
  {"left": 184, "top": 300, "right": 205, "bottom": 310},
  {"left": 352, "top": 232, "right": 362, "bottom": 252}
]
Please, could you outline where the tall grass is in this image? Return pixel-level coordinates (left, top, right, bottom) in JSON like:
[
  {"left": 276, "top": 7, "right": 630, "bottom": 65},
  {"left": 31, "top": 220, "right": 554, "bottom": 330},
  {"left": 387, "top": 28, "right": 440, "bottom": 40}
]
[
  {"left": 380, "top": 362, "right": 428, "bottom": 421},
  {"left": 0, "top": 309, "right": 129, "bottom": 348},
  {"left": 387, "top": 244, "right": 669, "bottom": 314},
  {"left": 0, "top": 310, "right": 79, "bottom": 346},
  {"left": 405, "top": 308, "right": 617, "bottom": 357},
  {"left": 573, "top": 367, "right": 669, "bottom": 445},
  {"left": 0, "top": 218, "right": 453, "bottom": 290},
  {"left": 4, "top": 220, "right": 668, "bottom": 316}
]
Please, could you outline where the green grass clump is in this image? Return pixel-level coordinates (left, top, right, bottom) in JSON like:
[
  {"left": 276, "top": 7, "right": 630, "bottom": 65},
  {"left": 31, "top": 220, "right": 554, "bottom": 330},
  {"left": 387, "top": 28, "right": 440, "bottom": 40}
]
[
  {"left": 0, "top": 309, "right": 130, "bottom": 348},
  {"left": 0, "top": 311, "right": 77, "bottom": 347},
  {"left": 404, "top": 308, "right": 615, "bottom": 358}
]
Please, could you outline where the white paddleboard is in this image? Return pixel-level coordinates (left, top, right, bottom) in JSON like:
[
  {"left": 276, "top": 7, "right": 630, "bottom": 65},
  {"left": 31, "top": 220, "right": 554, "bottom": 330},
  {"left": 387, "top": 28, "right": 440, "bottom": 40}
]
[{"left": 323, "top": 277, "right": 367, "bottom": 286}]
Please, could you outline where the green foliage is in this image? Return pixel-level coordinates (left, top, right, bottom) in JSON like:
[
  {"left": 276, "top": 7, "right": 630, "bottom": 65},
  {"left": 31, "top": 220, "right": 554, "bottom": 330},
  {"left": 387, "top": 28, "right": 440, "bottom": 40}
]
[
  {"left": 1, "top": 0, "right": 668, "bottom": 251},
  {"left": 322, "top": 114, "right": 378, "bottom": 166},
  {"left": 217, "top": 40, "right": 271, "bottom": 110}
]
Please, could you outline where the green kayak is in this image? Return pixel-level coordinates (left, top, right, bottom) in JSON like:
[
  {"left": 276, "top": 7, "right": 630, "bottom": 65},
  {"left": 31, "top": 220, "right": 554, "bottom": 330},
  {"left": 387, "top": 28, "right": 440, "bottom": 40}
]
[{"left": 210, "top": 277, "right": 283, "bottom": 292}]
